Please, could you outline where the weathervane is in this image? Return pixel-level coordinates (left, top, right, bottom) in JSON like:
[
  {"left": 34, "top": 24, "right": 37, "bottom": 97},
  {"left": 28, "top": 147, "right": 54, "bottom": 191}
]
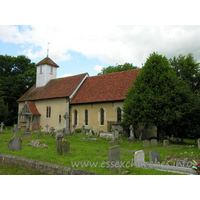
[{"left": 47, "top": 42, "right": 50, "bottom": 57}]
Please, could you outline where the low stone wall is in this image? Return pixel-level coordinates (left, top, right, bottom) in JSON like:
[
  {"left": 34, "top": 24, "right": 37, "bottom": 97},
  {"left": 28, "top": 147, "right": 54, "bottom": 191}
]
[{"left": 0, "top": 154, "right": 97, "bottom": 175}]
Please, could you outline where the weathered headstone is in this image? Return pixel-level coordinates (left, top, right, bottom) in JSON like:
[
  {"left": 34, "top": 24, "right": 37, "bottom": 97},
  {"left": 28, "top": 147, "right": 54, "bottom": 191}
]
[
  {"left": 151, "top": 139, "right": 157, "bottom": 147},
  {"left": 0, "top": 122, "right": 4, "bottom": 133},
  {"left": 114, "top": 129, "right": 119, "bottom": 139},
  {"left": 143, "top": 140, "right": 149, "bottom": 148},
  {"left": 72, "top": 125, "right": 76, "bottom": 135},
  {"left": 81, "top": 125, "right": 86, "bottom": 135},
  {"left": 21, "top": 133, "right": 31, "bottom": 140},
  {"left": 163, "top": 140, "right": 169, "bottom": 146},
  {"left": 37, "top": 132, "right": 43, "bottom": 138},
  {"left": 139, "top": 132, "right": 142, "bottom": 140},
  {"left": 88, "top": 126, "right": 93, "bottom": 137},
  {"left": 197, "top": 138, "right": 200, "bottom": 150},
  {"left": 50, "top": 126, "right": 55, "bottom": 137},
  {"left": 134, "top": 150, "right": 146, "bottom": 167},
  {"left": 149, "top": 151, "right": 161, "bottom": 163},
  {"left": 62, "top": 141, "right": 70, "bottom": 155},
  {"left": 45, "top": 124, "right": 49, "bottom": 135},
  {"left": 127, "top": 125, "right": 136, "bottom": 142},
  {"left": 107, "top": 145, "right": 121, "bottom": 173},
  {"left": 8, "top": 124, "right": 22, "bottom": 151}
]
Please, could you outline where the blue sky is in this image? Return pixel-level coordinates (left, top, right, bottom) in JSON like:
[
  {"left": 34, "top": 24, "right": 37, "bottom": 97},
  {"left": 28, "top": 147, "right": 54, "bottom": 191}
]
[{"left": 1, "top": 25, "right": 200, "bottom": 79}]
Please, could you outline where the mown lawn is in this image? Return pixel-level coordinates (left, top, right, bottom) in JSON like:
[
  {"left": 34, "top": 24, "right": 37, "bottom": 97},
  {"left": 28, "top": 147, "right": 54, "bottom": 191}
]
[{"left": 0, "top": 127, "right": 199, "bottom": 175}]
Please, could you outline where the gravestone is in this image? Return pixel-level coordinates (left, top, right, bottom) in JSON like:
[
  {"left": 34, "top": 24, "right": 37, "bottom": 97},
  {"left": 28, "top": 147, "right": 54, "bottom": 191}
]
[
  {"left": 50, "top": 127, "right": 55, "bottom": 137},
  {"left": 21, "top": 133, "right": 31, "bottom": 140},
  {"left": 143, "top": 140, "right": 149, "bottom": 148},
  {"left": 163, "top": 140, "right": 169, "bottom": 146},
  {"left": 8, "top": 124, "right": 22, "bottom": 151},
  {"left": 114, "top": 129, "right": 119, "bottom": 139},
  {"left": 88, "top": 126, "right": 93, "bottom": 137},
  {"left": 56, "top": 130, "right": 64, "bottom": 147},
  {"left": 0, "top": 122, "right": 4, "bottom": 133},
  {"left": 149, "top": 151, "right": 161, "bottom": 163},
  {"left": 45, "top": 124, "right": 49, "bottom": 135},
  {"left": 72, "top": 125, "right": 76, "bottom": 135},
  {"left": 127, "top": 125, "right": 136, "bottom": 142},
  {"left": 107, "top": 145, "right": 121, "bottom": 173},
  {"left": 139, "top": 132, "right": 142, "bottom": 140},
  {"left": 151, "top": 139, "right": 157, "bottom": 147},
  {"left": 197, "top": 138, "right": 200, "bottom": 150},
  {"left": 111, "top": 129, "right": 115, "bottom": 140},
  {"left": 37, "top": 132, "right": 43, "bottom": 138},
  {"left": 28, "top": 141, "right": 48, "bottom": 148},
  {"left": 134, "top": 150, "right": 146, "bottom": 167},
  {"left": 62, "top": 141, "right": 70, "bottom": 155},
  {"left": 81, "top": 125, "right": 86, "bottom": 135}
]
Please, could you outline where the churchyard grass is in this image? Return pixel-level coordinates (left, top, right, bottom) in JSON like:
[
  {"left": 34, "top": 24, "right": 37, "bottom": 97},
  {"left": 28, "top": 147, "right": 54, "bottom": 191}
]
[{"left": 0, "top": 128, "right": 199, "bottom": 175}]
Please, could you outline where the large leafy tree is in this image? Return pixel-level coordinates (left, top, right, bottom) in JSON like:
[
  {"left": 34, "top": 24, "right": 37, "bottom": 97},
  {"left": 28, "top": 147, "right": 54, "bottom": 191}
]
[
  {"left": 123, "top": 52, "right": 200, "bottom": 141},
  {"left": 169, "top": 53, "right": 200, "bottom": 93},
  {"left": 0, "top": 55, "right": 36, "bottom": 125},
  {"left": 98, "top": 62, "right": 138, "bottom": 75}
]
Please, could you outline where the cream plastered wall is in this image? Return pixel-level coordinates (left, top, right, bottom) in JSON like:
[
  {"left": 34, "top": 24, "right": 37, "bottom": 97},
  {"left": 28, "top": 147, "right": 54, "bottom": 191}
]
[
  {"left": 18, "top": 98, "right": 68, "bottom": 131},
  {"left": 70, "top": 101, "right": 124, "bottom": 133}
]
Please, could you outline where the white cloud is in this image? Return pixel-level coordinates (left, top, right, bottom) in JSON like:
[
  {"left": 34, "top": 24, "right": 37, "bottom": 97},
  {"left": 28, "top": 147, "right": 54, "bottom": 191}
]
[
  {"left": 60, "top": 73, "right": 73, "bottom": 78},
  {"left": 1, "top": 25, "right": 200, "bottom": 66},
  {"left": 94, "top": 65, "right": 103, "bottom": 72}
]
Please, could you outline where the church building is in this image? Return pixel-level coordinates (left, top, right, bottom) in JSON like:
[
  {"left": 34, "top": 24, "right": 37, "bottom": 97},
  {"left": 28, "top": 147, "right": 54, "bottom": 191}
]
[{"left": 17, "top": 56, "right": 141, "bottom": 134}]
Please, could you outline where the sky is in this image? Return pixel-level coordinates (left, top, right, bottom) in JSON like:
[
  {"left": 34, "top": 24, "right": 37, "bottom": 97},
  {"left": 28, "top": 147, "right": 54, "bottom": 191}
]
[{"left": 1, "top": 25, "right": 200, "bottom": 78}]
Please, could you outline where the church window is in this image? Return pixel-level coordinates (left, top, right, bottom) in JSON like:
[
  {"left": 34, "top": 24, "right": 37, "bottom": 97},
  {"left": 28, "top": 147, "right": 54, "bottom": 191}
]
[
  {"left": 74, "top": 110, "right": 78, "bottom": 126},
  {"left": 59, "top": 115, "right": 61, "bottom": 123},
  {"left": 85, "top": 109, "right": 88, "bottom": 125},
  {"left": 100, "top": 108, "right": 104, "bottom": 125},
  {"left": 40, "top": 66, "right": 42, "bottom": 74},
  {"left": 117, "top": 107, "right": 122, "bottom": 123},
  {"left": 46, "top": 106, "right": 51, "bottom": 118}
]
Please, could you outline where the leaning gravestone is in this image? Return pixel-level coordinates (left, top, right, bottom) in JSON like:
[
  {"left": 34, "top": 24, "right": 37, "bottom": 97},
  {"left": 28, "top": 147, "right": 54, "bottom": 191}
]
[
  {"left": 107, "top": 145, "right": 121, "bottom": 173},
  {"left": 151, "top": 139, "right": 157, "bottom": 147},
  {"left": 134, "top": 150, "right": 146, "bottom": 167},
  {"left": 197, "top": 138, "right": 200, "bottom": 150},
  {"left": 139, "top": 132, "right": 143, "bottom": 140},
  {"left": 163, "top": 140, "right": 169, "bottom": 146},
  {"left": 8, "top": 124, "right": 22, "bottom": 151},
  {"left": 143, "top": 140, "right": 149, "bottom": 148},
  {"left": 149, "top": 151, "right": 161, "bottom": 163},
  {"left": 21, "top": 133, "right": 31, "bottom": 140}
]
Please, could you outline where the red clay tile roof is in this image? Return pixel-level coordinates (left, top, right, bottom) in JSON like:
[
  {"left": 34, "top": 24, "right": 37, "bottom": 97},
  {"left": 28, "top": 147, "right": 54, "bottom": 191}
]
[
  {"left": 26, "top": 101, "right": 41, "bottom": 115},
  {"left": 36, "top": 57, "right": 59, "bottom": 68},
  {"left": 17, "top": 73, "right": 88, "bottom": 101},
  {"left": 70, "top": 69, "right": 140, "bottom": 104}
]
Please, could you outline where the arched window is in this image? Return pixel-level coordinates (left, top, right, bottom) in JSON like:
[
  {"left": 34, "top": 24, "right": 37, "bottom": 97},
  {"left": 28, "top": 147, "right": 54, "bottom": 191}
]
[
  {"left": 74, "top": 110, "right": 78, "bottom": 126},
  {"left": 85, "top": 109, "right": 88, "bottom": 125},
  {"left": 117, "top": 107, "right": 121, "bottom": 123},
  {"left": 100, "top": 108, "right": 104, "bottom": 125}
]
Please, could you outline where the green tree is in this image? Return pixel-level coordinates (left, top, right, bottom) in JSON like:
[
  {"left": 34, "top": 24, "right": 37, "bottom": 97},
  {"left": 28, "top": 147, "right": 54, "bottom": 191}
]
[
  {"left": 169, "top": 53, "right": 200, "bottom": 93},
  {"left": 0, "top": 55, "right": 36, "bottom": 125},
  {"left": 123, "top": 52, "right": 200, "bottom": 142},
  {"left": 98, "top": 62, "right": 138, "bottom": 75}
]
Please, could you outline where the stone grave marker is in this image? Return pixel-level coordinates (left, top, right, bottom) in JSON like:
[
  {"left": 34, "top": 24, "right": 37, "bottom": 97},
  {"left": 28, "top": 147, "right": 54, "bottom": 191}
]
[
  {"left": 139, "top": 132, "right": 143, "bottom": 140},
  {"left": 107, "top": 145, "right": 121, "bottom": 173},
  {"left": 111, "top": 129, "right": 115, "bottom": 140},
  {"left": 50, "top": 126, "right": 55, "bottom": 137},
  {"left": 56, "top": 130, "right": 64, "bottom": 147},
  {"left": 45, "top": 124, "right": 49, "bottom": 135},
  {"left": 163, "top": 140, "right": 169, "bottom": 146},
  {"left": 197, "top": 138, "right": 200, "bottom": 150},
  {"left": 8, "top": 124, "right": 22, "bottom": 151},
  {"left": 143, "top": 140, "right": 149, "bottom": 148},
  {"left": 72, "top": 125, "right": 76, "bottom": 135},
  {"left": 0, "top": 122, "right": 4, "bottom": 133},
  {"left": 127, "top": 125, "right": 136, "bottom": 142},
  {"left": 134, "top": 150, "right": 146, "bottom": 167},
  {"left": 151, "top": 139, "right": 157, "bottom": 147},
  {"left": 62, "top": 141, "right": 70, "bottom": 155},
  {"left": 81, "top": 125, "right": 86, "bottom": 135},
  {"left": 88, "top": 126, "right": 93, "bottom": 137},
  {"left": 21, "top": 133, "right": 31, "bottom": 140},
  {"left": 149, "top": 151, "right": 161, "bottom": 163},
  {"left": 114, "top": 129, "right": 119, "bottom": 139}
]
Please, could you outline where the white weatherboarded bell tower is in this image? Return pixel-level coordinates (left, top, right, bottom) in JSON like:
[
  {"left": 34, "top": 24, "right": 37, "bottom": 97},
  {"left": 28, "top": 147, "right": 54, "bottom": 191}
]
[{"left": 36, "top": 56, "right": 59, "bottom": 88}]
